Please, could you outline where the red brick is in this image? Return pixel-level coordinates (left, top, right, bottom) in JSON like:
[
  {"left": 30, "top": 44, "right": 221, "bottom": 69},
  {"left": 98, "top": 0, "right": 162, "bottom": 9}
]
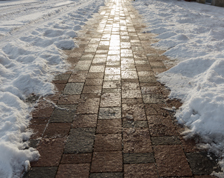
[
  {"left": 181, "top": 138, "right": 199, "bottom": 153},
  {"left": 76, "top": 98, "right": 100, "bottom": 114},
  {"left": 29, "top": 124, "right": 46, "bottom": 139},
  {"left": 123, "top": 128, "right": 152, "bottom": 153},
  {"left": 31, "top": 138, "right": 65, "bottom": 167},
  {"left": 45, "top": 93, "right": 60, "bottom": 104},
  {"left": 124, "top": 164, "right": 157, "bottom": 178},
  {"left": 100, "top": 93, "right": 121, "bottom": 107},
  {"left": 32, "top": 100, "right": 54, "bottom": 118},
  {"left": 122, "top": 98, "right": 143, "bottom": 104},
  {"left": 166, "top": 98, "right": 182, "bottom": 109},
  {"left": 85, "top": 79, "right": 103, "bottom": 86},
  {"left": 122, "top": 104, "right": 146, "bottom": 121},
  {"left": 58, "top": 95, "right": 80, "bottom": 105},
  {"left": 54, "top": 83, "right": 66, "bottom": 92},
  {"left": 91, "top": 151, "right": 122, "bottom": 172},
  {"left": 145, "top": 103, "right": 169, "bottom": 116},
  {"left": 153, "top": 68, "right": 167, "bottom": 74},
  {"left": 43, "top": 123, "right": 70, "bottom": 138},
  {"left": 94, "top": 134, "right": 122, "bottom": 151},
  {"left": 56, "top": 164, "right": 90, "bottom": 178},
  {"left": 147, "top": 115, "right": 178, "bottom": 136},
  {"left": 81, "top": 93, "right": 101, "bottom": 99},
  {"left": 86, "top": 72, "right": 104, "bottom": 79},
  {"left": 68, "top": 71, "right": 88, "bottom": 83},
  {"left": 61, "top": 153, "right": 92, "bottom": 164},
  {"left": 83, "top": 86, "right": 102, "bottom": 94},
  {"left": 96, "top": 119, "right": 122, "bottom": 134},
  {"left": 30, "top": 118, "right": 49, "bottom": 125},
  {"left": 154, "top": 145, "right": 192, "bottom": 176},
  {"left": 72, "top": 114, "right": 97, "bottom": 128}
]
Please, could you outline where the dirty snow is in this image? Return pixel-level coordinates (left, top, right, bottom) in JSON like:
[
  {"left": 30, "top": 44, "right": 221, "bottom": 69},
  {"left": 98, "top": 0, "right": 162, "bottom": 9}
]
[
  {"left": 0, "top": 0, "right": 104, "bottom": 177},
  {"left": 133, "top": 0, "right": 224, "bottom": 175}
]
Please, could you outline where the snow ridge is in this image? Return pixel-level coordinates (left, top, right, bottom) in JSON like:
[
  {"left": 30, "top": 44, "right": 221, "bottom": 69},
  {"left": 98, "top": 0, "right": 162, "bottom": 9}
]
[
  {"left": 133, "top": 0, "right": 224, "bottom": 174},
  {"left": 0, "top": 0, "right": 105, "bottom": 177}
]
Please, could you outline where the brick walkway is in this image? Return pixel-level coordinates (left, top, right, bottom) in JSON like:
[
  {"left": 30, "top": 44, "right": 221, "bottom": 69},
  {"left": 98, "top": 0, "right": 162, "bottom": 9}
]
[{"left": 24, "top": 0, "right": 221, "bottom": 177}]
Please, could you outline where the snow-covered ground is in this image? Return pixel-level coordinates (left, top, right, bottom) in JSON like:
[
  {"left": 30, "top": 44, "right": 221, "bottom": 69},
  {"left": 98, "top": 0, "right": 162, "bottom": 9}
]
[
  {"left": 133, "top": 0, "right": 224, "bottom": 175},
  {"left": 0, "top": 0, "right": 104, "bottom": 177}
]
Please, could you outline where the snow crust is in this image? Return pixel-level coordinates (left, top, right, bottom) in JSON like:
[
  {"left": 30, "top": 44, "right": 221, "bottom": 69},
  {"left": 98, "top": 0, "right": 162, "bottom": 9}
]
[
  {"left": 133, "top": 0, "right": 224, "bottom": 173},
  {"left": 0, "top": 0, "right": 104, "bottom": 177}
]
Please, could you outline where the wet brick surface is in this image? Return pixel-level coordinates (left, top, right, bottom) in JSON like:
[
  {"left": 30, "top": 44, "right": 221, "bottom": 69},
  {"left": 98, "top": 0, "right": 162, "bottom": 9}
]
[
  {"left": 61, "top": 153, "right": 92, "bottom": 164},
  {"left": 90, "top": 173, "right": 123, "bottom": 178},
  {"left": 124, "top": 164, "right": 157, "bottom": 178},
  {"left": 64, "top": 128, "right": 95, "bottom": 153},
  {"left": 31, "top": 138, "right": 65, "bottom": 167},
  {"left": 96, "top": 119, "right": 122, "bottom": 134},
  {"left": 186, "top": 152, "right": 221, "bottom": 174},
  {"left": 56, "top": 164, "right": 90, "bottom": 178},
  {"left": 27, "top": 0, "right": 222, "bottom": 177},
  {"left": 91, "top": 151, "right": 122, "bottom": 172},
  {"left": 94, "top": 134, "right": 122, "bottom": 151},
  {"left": 154, "top": 145, "right": 192, "bottom": 176},
  {"left": 123, "top": 153, "right": 154, "bottom": 164},
  {"left": 23, "top": 167, "right": 57, "bottom": 178},
  {"left": 63, "top": 83, "right": 84, "bottom": 95}
]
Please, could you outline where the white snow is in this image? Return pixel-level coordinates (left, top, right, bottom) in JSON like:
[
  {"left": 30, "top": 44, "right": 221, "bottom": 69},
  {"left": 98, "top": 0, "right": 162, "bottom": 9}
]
[
  {"left": 0, "top": 0, "right": 105, "bottom": 177},
  {"left": 133, "top": 0, "right": 224, "bottom": 174}
]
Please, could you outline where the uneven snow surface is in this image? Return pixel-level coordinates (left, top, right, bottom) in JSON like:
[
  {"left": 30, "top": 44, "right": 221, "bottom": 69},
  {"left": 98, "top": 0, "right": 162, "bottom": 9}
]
[
  {"left": 0, "top": 0, "right": 104, "bottom": 177},
  {"left": 133, "top": 0, "right": 224, "bottom": 174}
]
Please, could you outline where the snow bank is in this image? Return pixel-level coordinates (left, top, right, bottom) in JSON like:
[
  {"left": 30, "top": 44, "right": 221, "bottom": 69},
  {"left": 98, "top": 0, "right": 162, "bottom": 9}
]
[
  {"left": 0, "top": 0, "right": 105, "bottom": 177},
  {"left": 133, "top": 0, "right": 224, "bottom": 173}
]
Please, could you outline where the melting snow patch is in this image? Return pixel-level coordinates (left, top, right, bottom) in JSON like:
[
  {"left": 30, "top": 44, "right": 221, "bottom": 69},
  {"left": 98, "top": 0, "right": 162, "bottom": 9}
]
[
  {"left": 133, "top": 0, "right": 224, "bottom": 174},
  {"left": 0, "top": 0, "right": 105, "bottom": 177}
]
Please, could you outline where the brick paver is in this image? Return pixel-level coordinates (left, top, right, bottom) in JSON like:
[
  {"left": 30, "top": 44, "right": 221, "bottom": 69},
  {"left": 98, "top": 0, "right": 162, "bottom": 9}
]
[{"left": 24, "top": 0, "right": 221, "bottom": 177}]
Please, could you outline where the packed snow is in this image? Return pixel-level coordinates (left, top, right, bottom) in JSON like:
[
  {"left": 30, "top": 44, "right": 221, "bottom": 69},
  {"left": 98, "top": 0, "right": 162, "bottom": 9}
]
[
  {"left": 133, "top": 0, "right": 224, "bottom": 175},
  {"left": 0, "top": 0, "right": 104, "bottom": 177}
]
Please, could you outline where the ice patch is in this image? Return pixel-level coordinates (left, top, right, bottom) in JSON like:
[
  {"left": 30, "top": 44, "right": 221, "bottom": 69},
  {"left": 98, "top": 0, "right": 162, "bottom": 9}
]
[
  {"left": 44, "top": 29, "right": 64, "bottom": 37},
  {"left": 54, "top": 39, "right": 76, "bottom": 50}
]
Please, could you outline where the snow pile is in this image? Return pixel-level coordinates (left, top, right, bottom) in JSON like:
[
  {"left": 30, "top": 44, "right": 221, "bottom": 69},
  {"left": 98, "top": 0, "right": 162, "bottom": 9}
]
[
  {"left": 133, "top": 0, "right": 224, "bottom": 172},
  {"left": 0, "top": 0, "right": 104, "bottom": 177}
]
